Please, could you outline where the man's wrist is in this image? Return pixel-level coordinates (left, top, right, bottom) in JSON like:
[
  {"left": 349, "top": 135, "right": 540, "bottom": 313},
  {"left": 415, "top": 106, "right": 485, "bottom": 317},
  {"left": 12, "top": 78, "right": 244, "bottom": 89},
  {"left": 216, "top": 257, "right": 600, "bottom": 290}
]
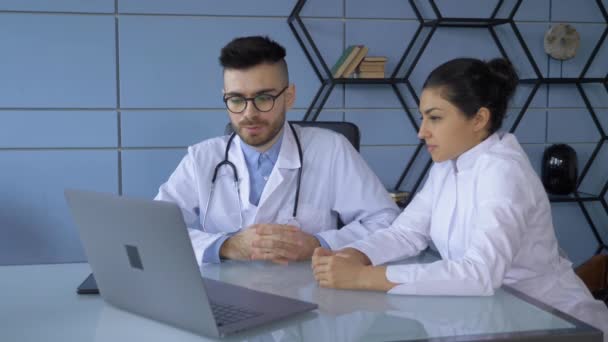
[
  {"left": 296, "top": 234, "right": 322, "bottom": 260},
  {"left": 312, "top": 236, "right": 321, "bottom": 248},
  {"left": 314, "top": 234, "right": 330, "bottom": 249},
  {"left": 204, "top": 235, "right": 232, "bottom": 263},
  {"left": 219, "top": 235, "right": 234, "bottom": 259},
  {"left": 310, "top": 235, "right": 322, "bottom": 251}
]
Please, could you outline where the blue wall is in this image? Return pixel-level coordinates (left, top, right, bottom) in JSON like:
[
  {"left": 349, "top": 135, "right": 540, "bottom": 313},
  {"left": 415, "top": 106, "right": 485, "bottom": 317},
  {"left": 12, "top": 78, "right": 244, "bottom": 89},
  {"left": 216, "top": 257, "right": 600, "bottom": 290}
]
[{"left": 0, "top": 0, "right": 606, "bottom": 266}]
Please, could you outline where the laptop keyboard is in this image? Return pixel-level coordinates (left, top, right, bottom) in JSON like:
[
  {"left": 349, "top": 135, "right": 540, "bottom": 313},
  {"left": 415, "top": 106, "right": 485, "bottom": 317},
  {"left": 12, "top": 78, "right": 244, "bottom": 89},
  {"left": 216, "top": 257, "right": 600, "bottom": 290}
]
[{"left": 210, "top": 301, "right": 262, "bottom": 327}]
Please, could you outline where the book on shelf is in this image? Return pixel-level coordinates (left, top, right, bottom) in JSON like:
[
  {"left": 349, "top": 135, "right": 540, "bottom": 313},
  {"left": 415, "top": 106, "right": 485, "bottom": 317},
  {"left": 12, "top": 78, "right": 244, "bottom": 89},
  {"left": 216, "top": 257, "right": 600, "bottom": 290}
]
[
  {"left": 358, "top": 63, "right": 385, "bottom": 72},
  {"left": 363, "top": 56, "right": 388, "bottom": 62},
  {"left": 341, "top": 46, "right": 369, "bottom": 78},
  {"left": 356, "top": 56, "right": 387, "bottom": 77},
  {"left": 330, "top": 45, "right": 356, "bottom": 78},
  {"left": 355, "top": 71, "right": 385, "bottom": 78},
  {"left": 331, "top": 45, "right": 360, "bottom": 78},
  {"left": 359, "top": 60, "right": 386, "bottom": 66}
]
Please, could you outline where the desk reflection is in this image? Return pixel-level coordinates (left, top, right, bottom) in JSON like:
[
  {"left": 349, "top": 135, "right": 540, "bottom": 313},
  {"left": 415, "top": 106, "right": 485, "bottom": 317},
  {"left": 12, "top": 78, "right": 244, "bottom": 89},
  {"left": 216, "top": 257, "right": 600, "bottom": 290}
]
[
  {"left": 0, "top": 257, "right": 592, "bottom": 342},
  {"left": 198, "top": 258, "right": 572, "bottom": 340},
  {"left": 92, "top": 256, "right": 574, "bottom": 342},
  {"left": 94, "top": 303, "right": 427, "bottom": 342}
]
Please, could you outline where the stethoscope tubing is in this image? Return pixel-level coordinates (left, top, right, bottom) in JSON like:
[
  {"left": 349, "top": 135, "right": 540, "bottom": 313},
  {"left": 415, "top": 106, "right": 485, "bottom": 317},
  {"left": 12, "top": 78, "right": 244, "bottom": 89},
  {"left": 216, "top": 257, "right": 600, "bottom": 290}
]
[{"left": 203, "top": 122, "right": 303, "bottom": 231}]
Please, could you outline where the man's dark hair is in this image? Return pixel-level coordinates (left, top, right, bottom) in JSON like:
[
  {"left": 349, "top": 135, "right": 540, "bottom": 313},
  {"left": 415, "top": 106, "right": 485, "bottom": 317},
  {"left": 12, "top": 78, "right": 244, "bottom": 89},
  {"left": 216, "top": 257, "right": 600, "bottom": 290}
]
[{"left": 219, "top": 36, "right": 289, "bottom": 82}]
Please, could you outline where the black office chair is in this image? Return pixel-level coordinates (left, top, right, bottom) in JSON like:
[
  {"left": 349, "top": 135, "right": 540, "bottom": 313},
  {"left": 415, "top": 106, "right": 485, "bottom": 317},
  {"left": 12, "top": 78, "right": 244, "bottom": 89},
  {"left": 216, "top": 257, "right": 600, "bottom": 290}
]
[{"left": 224, "top": 121, "right": 360, "bottom": 151}]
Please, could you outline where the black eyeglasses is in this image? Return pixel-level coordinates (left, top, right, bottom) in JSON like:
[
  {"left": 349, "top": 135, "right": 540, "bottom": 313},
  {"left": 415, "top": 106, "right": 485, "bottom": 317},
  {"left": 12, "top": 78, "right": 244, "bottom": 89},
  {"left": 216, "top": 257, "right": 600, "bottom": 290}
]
[{"left": 223, "top": 86, "right": 288, "bottom": 114}]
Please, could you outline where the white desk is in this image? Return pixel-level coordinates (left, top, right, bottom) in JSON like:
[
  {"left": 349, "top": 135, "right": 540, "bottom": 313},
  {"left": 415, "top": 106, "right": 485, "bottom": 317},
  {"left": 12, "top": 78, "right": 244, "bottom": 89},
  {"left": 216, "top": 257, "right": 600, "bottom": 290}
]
[{"left": 0, "top": 252, "right": 602, "bottom": 341}]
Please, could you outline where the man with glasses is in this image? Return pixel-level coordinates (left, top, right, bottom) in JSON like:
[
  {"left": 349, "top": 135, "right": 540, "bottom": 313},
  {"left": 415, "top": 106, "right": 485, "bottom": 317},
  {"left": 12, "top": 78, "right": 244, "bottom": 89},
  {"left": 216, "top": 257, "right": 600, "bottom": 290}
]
[{"left": 156, "top": 36, "right": 399, "bottom": 265}]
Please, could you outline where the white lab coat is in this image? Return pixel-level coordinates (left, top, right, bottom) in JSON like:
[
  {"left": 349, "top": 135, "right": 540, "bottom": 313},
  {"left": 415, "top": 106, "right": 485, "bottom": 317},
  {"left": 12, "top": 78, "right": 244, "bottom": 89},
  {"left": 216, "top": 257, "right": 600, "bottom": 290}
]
[
  {"left": 156, "top": 121, "right": 399, "bottom": 265},
  {"left": 349, "top": 132, "right": 608, "bottom": 338}
]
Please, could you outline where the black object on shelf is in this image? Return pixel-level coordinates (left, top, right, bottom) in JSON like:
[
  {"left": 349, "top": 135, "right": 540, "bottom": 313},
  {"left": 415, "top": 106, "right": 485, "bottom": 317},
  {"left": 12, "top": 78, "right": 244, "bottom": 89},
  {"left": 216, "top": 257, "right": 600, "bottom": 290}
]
[
  {"left": 287, "top": 0, "right": 608, "bottom": 254},
  {"left": 542, "top": 144, "right": 578, "bottom": 195},
  {"left": 514, "top": 0, "right": 608, "bottom": 257}
]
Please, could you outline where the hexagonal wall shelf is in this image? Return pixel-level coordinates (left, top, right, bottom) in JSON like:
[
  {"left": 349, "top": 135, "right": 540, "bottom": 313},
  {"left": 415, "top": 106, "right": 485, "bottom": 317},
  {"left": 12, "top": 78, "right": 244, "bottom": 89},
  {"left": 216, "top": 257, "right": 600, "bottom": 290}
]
[{"left": 288, "top": 0, "right": 608, "bottom": 254}]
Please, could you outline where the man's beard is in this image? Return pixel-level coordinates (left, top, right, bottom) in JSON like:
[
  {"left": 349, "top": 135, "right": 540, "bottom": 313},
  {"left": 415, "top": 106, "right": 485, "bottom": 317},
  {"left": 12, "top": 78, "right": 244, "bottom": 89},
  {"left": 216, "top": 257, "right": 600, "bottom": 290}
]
[{"left": 235, "top": 114, "right": 285, "bottom": 147}]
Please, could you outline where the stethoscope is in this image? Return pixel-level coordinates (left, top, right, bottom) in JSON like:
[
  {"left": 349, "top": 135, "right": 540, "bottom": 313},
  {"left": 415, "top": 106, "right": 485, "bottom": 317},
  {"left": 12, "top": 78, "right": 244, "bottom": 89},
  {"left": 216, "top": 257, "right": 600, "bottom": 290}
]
[{"left": 202, "top": 122, "right": 303, "bottom": 231}]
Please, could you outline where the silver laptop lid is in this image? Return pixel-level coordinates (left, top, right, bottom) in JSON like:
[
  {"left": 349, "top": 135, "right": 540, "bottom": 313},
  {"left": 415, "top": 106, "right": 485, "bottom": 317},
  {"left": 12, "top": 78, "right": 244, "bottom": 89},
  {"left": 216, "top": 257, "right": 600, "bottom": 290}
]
[{"left": 65, "top": 189, "right": 220, "bottom": 337}]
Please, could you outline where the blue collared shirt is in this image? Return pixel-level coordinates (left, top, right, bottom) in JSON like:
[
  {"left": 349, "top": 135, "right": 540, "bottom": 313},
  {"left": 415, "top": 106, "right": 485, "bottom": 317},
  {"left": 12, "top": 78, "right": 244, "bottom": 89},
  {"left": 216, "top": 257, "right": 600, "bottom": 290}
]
[{"left": 240, "top": 133, "right": 284, "bottom": 206}]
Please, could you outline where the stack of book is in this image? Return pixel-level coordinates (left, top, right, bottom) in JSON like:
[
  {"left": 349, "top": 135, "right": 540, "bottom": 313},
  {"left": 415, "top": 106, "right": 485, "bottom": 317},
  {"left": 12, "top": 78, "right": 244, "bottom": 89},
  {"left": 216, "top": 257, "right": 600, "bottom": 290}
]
[
  {"left": 330, "top": 45, "right": 369, "bottom": 79},
  {"left": 355, "top": 56, "right": 388, "bottom": 78}
]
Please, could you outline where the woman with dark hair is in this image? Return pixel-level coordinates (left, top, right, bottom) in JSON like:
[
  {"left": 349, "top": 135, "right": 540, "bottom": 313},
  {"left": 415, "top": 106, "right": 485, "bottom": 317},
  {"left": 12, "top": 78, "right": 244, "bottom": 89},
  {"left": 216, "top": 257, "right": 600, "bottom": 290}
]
[{"left": 312, "top": 57, "right": 608, "bottom": 337}]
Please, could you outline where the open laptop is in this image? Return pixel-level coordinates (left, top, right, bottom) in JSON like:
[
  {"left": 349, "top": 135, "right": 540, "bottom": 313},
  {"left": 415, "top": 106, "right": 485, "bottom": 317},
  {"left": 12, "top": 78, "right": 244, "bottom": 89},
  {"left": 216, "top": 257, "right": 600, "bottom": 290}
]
[{"left": 64, "top": 189, "right": 317, "bottom": 338}]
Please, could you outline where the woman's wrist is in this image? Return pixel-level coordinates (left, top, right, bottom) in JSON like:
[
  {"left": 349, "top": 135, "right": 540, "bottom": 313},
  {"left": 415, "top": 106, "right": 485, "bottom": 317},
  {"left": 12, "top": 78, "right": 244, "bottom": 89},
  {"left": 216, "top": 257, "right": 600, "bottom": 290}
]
[
  {"left": 340, "top": 247, "right": 372, "bottom": 265},
  {"left": 359, "top": 266, "right": 397, "bottom": 292}
]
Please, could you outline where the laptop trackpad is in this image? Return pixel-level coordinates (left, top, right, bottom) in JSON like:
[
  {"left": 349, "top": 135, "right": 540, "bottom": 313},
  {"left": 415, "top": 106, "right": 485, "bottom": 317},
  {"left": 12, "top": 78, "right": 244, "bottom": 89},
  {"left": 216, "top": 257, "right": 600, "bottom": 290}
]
[
  {"left": 203, "top": 277, "right": 313, "bottom": 313},
  {"left": 202, "top": 278, "right": 317, "bottom": 334}
]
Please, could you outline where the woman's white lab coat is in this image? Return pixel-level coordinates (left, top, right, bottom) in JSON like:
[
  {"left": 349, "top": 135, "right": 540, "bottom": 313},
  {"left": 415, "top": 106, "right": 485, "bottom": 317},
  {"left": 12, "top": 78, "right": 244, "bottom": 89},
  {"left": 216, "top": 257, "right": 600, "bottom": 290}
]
[
  {"left": 156, "top": 122, "right": 399, "bottom": 264},
  {"left": 349, "top": 132, "right": 608, "bottom": 338}
]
